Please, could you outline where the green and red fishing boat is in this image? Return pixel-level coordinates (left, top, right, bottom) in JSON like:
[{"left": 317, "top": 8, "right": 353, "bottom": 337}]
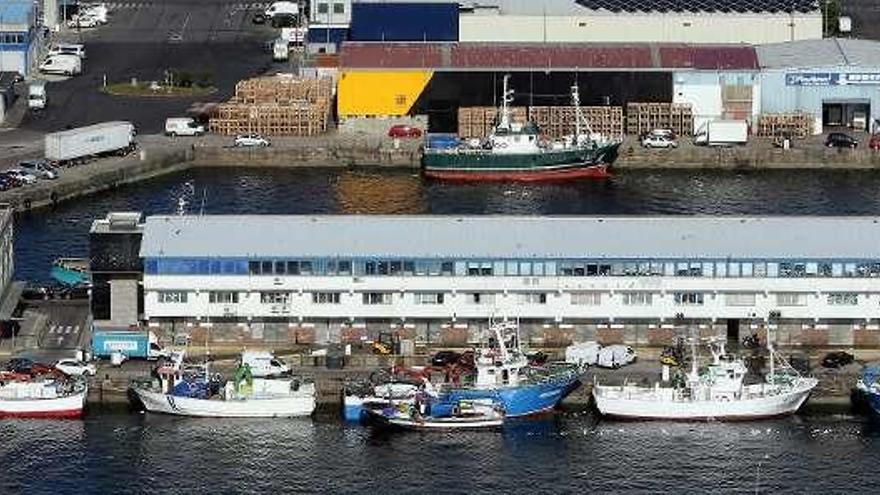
[{"left": 422, "top": 76, "right": 622, "bottom": 182}]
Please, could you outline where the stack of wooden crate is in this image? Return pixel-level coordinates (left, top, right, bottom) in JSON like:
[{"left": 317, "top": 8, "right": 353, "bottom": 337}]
[
  {"left": 209, "top": 75, "right": 333, "bottom": 136},
  {"left": 457, "top": 106, "right": 622, "bottom": 139},
  {"left": 755, "top": 112, "right": 814, "bottom": 138},
  {"left": 457, "top": 106, "right": 528, "bottom": 139},
  {"left": 626, "top": 102, "right": 694, "bottom": 136},
  {"left": 528, "top": 106, "right": 623, "bottom": 139}
]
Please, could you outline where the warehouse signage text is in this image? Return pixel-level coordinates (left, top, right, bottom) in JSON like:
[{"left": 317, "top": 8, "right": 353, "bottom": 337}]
[{"left": 786, "top": 73, "right": 880, "bottom": 86}]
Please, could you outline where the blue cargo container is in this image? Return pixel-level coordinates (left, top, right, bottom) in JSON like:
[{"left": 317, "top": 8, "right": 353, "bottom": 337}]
[
  {"left": 350, "top": 3, "right": 458, "bottom": 42},
  {"left": 92, "top": 330, "right": 162, "bottom": 359},
  {"left": 306, "top": 26, "right": 349, "bottom": 44}
]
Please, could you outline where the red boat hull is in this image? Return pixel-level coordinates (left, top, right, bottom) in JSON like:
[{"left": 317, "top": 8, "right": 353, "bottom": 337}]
[
  {"left": 424, "top": 163, "right": 611, "bottom": 182},
  {"left": 0, "top": 408, "right": 84, "bottom": 419}
]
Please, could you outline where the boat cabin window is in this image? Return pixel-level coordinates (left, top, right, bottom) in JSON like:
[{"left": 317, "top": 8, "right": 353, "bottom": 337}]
[{"left": 502, "top": 369, "right": 509, "bottom": 383}]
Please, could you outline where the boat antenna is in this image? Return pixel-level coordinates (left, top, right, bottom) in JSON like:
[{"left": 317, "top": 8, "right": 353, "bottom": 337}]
[
  {"left": 767, "top": 326, "right": 775, "bottom": 380},
  {"left": 499, "top": 74, "right": 513, "bottom": 129}
]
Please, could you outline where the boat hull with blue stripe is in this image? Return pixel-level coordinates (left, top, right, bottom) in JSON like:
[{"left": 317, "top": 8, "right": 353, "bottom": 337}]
[{"left": 436, "top": 374, "right": 581, "bottom": 417}]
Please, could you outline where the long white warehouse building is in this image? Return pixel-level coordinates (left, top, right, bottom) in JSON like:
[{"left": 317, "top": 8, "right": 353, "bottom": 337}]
[{"left": 133, "top": 215, "right": 880, "bottom": 348}]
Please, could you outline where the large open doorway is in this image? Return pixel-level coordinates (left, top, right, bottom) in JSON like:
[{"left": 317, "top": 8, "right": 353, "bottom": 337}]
[
  {"left": 822, "top": 100, "right": 870, "bottom": 131},
  {"left": 726, "top": 319, "right": 740, "bottom": 343}
]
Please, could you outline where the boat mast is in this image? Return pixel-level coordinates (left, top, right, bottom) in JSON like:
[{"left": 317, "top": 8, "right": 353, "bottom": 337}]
[
  {"left": 767, "top": 328, "right": 775, "bottom": 381},
  {"left": 499, "top": 74, "right": 513, "bottom": 130},
  {"left": 571, "top": 83, "right": 582, "bottom": 140}
]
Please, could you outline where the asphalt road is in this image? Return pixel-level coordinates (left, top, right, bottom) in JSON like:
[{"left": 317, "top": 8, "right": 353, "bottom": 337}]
[
  {"left": 35, "top": 301, "right": 90, "bottom": 352},
  {"left": 21, "top": 0, "right": 287, "bottom": 135}
]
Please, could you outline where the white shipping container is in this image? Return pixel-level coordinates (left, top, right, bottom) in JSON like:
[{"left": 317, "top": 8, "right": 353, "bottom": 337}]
[{"left": 45, "top": 121, "right": 135, "bottom": 162}]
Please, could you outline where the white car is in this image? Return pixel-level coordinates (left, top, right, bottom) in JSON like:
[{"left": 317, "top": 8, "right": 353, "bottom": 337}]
[
  {"left": 48, "top": 43, "right": 87, "bottom": 59},
  {"left": 17, "top": 160, "right": 58, "bottom": 180},
  {"left": 67, "top": 14, "right": 101, "bottom": 28},
  {"left": 597, "top": 345, "right": 637, "bottom": 369},
  {"left": 234, "top": 133, "right": 270, "bottom": 147},
  {"left": 55, "top": 359, "right": 97, "bottom": 376},
  {"left": 6, "top": 169, "right": 38, "bottom": 185},
  {"left": 642, "top": 135, "right": 678, "bottom": 148}
]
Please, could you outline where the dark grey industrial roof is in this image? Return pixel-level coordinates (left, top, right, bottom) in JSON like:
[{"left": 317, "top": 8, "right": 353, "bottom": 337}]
[
  {"left": 141, "top": 215, "right": 880, "bottom": 260},
  {"left": 572, "top": 0, "right": 818, "bottom": 13},
  {"left": 757, "top": 38, "right": 880, "bottom": 69}
]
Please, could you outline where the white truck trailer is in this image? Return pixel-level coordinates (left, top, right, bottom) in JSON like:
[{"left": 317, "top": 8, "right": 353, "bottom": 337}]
[
  {"left": 45, "top": 121, "right": 136, "bottom": 165},
  {"left": 694, "top": 120, "right": 748, "bottom": 146}
]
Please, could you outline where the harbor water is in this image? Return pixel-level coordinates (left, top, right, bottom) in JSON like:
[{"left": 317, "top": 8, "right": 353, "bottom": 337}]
[
  {"left": 2, "top": 410, "right": 880, "bottom": 493},
  {"left": 8, "top": 167, "right": 880, "bottom": 493}
]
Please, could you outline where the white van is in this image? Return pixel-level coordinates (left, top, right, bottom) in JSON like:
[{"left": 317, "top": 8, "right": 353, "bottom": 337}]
[
  {"left": 165, "top": 117, "right": 205, "bottom": 137},
  {"left": 39, "top": 55, "right": 82, "bottom": 76},
  {"left": 265, "top": 1, "right": 299, "bottom": 18},
  {"left": 48, "top": 43, "right": 87, "bottom": 59},
  {"left": 28, "top": 82, "right": 47, "bottom": 110},
  {"left": 241, "top": 351, "right": 290, "bottom": 377}
]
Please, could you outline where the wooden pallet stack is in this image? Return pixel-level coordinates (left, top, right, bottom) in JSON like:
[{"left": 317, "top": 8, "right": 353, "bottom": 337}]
[
  {"left": 457, "top": 106, "right": 622, "bottom": 139},
  {"left": 457, "top": 106, "right": 528, "bottom": 139},
  {"left": 755, "top": 112, "right": 814, "bottom": 138},
  {"left": 528, "top": 106, "right": 623, "bottom": 139},
  {"left": 209, "top": 75, "right": 333, "bottom": 136},
  {"left": 626, "top": 102, "right": 694, "bottom": 136}
]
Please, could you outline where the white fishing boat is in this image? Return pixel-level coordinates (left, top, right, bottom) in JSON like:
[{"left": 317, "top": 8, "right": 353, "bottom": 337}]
[
  {"left": 0, "top": 375, "right": 88, "bottom": 419},
  {"left": 593, "top": 336, "right": 817, "bottom": 421},
  {"left": 130, "top": 352, "right": 315, "bottom": 418},
  {"left": 366, "top": 399, "right": 504, "bottom": 430}
]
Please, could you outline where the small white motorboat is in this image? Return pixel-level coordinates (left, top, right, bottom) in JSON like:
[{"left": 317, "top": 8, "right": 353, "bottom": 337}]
[
  {"left": 0, "top": 373, "right": 88, "bottom": 419},
  {"left": 367, "top": 398, "right": 504, "bottom": 430}
]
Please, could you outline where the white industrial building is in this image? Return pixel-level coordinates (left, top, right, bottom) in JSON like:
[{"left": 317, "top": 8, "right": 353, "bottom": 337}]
[
  {"left": 138, "top": 215, "right": 880, "bottom": 346},
  {"left": 0, "top": 1, "right": 41, "bottom": 77},
  {"left": 457, "top": 0, "right": 823, "bottom": 44}
]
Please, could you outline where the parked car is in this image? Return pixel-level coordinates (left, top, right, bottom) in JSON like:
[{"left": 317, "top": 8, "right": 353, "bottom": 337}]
[
  {"left": 388, "top": 124, "right": 423, "bottom": 138},
  {"left": 17, "top": 159, "right": 59, "bottom": 180},
  {"left": 252, "top": 12, "right": 267, "bottom": 24},
  {"left": 431, "top": 350, "right": 461, "bottom": 367},
  {"left": 234, "top": 133, "right": 270, "bottom": 147},
  {"left": 5, "top": 169, "right": 38, "bottom": 185},
  {"left": 67, "top": 14, "right": 101, "bottom": 28},
  {"left": 821, "top": 351, "right": 854, "bottom": 369},
  {"left": 48, "top": 43, "right": 87, "bottom": 59},
  {"left": 641, "top": 128, "right": 677, "bottom": 141},
  {"left": 642, "top": 134, "right": 678, "bottom": 148},
  {"left": 825, "top": 132, "right": 858, "bottom": 148},
  {"left": 54, "top": 359, "right": 97, "bottom": 376},
  {"left": 869, "top": 134, "right": 880, "bottom": 151},
  {"left": 0, "top": 175, "right": 19, "bottom": 190}
]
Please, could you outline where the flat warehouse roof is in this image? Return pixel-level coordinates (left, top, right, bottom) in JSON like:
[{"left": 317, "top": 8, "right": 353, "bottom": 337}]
[
  {"left": 0, "top": 1, "right": 32, "bottom": 26},
  {"left": 141, "top": 215, "right": 880, "bottom": 260}
]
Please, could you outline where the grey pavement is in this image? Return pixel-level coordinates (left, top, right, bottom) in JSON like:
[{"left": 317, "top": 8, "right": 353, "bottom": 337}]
[{"left": 20, "top": 0, "right": 282, "bottom": 135}]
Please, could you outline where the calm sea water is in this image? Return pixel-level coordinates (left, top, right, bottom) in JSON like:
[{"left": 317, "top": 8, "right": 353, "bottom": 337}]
[
  {"left": 8, "top": 167, "right": 880, "bottom": 493},
  {"left": 1, "top": 410, "right": 879, "bottom": 494}
]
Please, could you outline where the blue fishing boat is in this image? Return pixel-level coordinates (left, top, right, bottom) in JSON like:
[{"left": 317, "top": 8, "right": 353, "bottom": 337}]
[
  {"left": 433, "top": 322, "right": 582, "bottom": 417},
  {"left": 50, "top": 258, "right": 90, "bottom": 287},
  {"left": 856, "top": 366, "right": 880, "bottom": 415}
]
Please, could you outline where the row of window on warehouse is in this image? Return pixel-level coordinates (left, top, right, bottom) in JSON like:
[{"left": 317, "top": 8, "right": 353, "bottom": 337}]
[{"left": 145, "top": 257, "right": 880, "bottom": 278}]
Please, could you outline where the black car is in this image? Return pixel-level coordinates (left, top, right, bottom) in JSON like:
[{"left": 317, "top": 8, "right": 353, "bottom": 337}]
[
  {"left": 431, "top": 350, "right": 461, "bottom": 367},
  {"left": 821, "top": 351, "right": 855, "bottom": 369},
  {"left": 252, "top": 12, "right": 267, "bottom": 24},
  {"left": 825, "top": 132, "right": 858, "bottom": 148}
]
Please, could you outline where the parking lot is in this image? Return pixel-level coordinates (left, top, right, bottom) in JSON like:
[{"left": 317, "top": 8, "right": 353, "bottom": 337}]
[{"left": 21, "top": 0, "right": 286, "bottom": 135}]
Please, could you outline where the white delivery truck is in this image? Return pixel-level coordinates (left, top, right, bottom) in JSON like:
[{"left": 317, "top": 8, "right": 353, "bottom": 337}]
[
  {"left": 39, "top": 55, "right": 82, "bottom": 76},
  {"left": 694, "top": 120, "right": 748, "bottom": 146},
  {"left": 165, "top": 117, "right": 205, "bottom": 136},
  {"left": 45, "top": 121, "right": 136, "bottom": 165},
  {"left": 28, "top": 82, "right": 47, "bottom": 110},
  {"left": 241, "top": 351, "right": 291, "bottom": 377}
]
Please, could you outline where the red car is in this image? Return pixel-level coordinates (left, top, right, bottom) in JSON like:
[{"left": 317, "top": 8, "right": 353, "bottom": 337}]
[
  {"left": 388, "top": 124, "right": 422, "bottom": 138},
  {"left": 870, "top": 134, "right": 880, "bottom": 151}
]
